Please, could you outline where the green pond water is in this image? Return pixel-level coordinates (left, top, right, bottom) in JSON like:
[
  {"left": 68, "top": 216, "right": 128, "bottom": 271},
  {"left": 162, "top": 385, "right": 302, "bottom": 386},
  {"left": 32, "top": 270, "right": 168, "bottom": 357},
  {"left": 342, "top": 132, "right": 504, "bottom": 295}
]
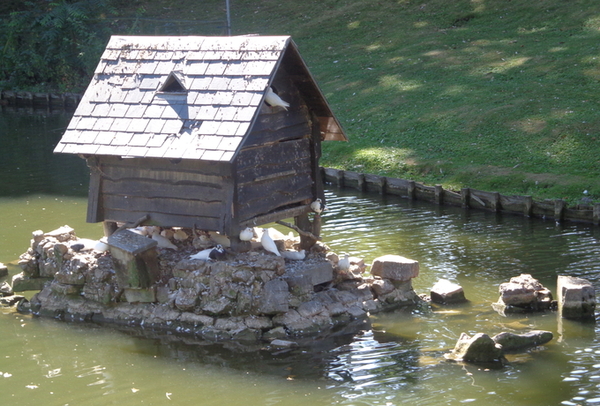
[{"left": 1, "top": 108, "right": 600, "bottom": 406}]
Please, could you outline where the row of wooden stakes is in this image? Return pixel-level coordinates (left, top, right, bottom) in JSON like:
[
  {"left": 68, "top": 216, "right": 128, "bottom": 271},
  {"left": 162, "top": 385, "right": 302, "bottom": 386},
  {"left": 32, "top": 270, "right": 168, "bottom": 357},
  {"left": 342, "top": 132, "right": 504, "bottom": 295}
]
[{"left": 321, "top": 167, "right": 600, "bottom": 226}]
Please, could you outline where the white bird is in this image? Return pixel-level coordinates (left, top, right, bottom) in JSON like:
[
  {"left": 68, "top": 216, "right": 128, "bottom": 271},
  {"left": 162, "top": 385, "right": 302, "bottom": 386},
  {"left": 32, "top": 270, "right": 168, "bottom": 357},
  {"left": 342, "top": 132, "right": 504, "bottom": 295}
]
[
  {"left": 265, "top": 87, "right": 290, "bottom": 110},
  {"left": 310, "top": 198, "right": 325, "bottom": 214},
  {"left": 239, "top": 227, "right": 255, "bottom": 241},
  {"left": 281, "top": 249, "right": 306, "bottom": 260},
  {"left": 260, "top": 228, "right": 281, "bottom": 256},
  {"left": 189, "top": 244, "right": 225, "bottom": 260},
  {"left": 70, "top": 238, "right": 108, "bottom": 253},
  {"left": 152, "top": 230, "right": 178, "bottom": 250},
  {"left": 338, "top": 252, "right": 350, "bottom": 271},
  {"left": 173, "top": 228, "right": 188, "bottom": 241}
]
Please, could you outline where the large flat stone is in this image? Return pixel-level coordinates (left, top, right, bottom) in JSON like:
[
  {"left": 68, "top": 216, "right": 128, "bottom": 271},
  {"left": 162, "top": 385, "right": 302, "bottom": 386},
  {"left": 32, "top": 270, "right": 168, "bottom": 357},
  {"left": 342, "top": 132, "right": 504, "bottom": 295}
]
[
  {"left": 557, "top": 275, "right": 596, "bottom": 320},
  {"left": 370, "top": 255, "right": 419, "bottom": 281}
]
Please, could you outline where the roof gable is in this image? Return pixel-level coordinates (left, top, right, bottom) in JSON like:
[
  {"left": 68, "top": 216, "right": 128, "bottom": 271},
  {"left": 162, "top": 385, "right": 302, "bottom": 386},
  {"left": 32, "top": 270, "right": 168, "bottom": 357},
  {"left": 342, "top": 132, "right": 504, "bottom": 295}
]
[{"left": 54, "top": 35, "right": 346, "bottom": 162}]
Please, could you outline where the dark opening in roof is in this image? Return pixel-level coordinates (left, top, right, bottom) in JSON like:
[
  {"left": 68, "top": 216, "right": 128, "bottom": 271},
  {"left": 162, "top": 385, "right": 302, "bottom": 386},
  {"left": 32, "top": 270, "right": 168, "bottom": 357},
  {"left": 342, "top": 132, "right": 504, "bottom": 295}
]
[{"left": 159, "top": 71, "right": 186, "bottom": 93}]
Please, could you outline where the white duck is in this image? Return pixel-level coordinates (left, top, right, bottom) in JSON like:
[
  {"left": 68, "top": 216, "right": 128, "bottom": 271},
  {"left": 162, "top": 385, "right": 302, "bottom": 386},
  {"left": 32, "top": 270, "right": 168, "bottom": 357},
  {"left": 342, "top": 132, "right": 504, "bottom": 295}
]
[
  {"left": 151, "top": 229, "right": 178, "bottom": 250},
  {"left": 281, "top": 249, "right": 306, "bottom": 260},
  {"left": 260, "top": 228, "right": 281, "bottom": 256},
  {"left": 265, "top": 87, "right": 290, "bottom": 110}
]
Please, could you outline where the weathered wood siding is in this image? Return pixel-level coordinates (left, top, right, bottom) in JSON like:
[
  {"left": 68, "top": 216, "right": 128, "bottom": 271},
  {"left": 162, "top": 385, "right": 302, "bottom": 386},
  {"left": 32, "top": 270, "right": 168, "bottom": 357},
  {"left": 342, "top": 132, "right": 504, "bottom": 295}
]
[
  {"left": 87, "top": 156, "right": 233, "bottom": 231},
  {"left": 235, "top": 77, "right": 314, "bottom": 223}
]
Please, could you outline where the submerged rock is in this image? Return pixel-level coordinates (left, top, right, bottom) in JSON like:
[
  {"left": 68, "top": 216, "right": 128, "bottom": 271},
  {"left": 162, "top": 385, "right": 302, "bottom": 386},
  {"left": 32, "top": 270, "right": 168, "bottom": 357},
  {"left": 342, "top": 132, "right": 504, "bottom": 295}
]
[
  {"left": 444, "top": 332, "right": 504, "bottom": 363},
  {"left": 492, "top": 330, "right": 553, "bottom": 351}
]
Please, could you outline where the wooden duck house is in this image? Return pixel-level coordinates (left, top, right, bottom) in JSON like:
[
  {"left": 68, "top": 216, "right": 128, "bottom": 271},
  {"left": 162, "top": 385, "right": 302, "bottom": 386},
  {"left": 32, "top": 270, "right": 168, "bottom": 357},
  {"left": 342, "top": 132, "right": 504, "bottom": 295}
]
[{"left": 54, "top": 35, "right": 347, "bottom": 243}]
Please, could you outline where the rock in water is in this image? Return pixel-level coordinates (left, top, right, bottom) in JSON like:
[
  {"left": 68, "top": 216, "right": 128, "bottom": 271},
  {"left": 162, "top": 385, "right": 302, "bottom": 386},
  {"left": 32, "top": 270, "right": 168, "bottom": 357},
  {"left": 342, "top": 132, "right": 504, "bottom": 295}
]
[
  {"left": 430, "top": 279, "right": 467, "bottom": 304},
  {"left": 492, "top": 330, "right": 553, "bottom": 351},
  {"left": 445, "top": 332, "right": 504, "bottom": 363}
]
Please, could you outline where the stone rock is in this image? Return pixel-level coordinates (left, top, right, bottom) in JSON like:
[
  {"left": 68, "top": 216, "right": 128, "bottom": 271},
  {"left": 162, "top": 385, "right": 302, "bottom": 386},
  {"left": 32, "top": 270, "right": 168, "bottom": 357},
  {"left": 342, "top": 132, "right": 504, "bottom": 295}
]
[
  {"left": 444, "top": 332, "right": 504, "bottom": 363},
  {"left": 0, "top": 281, "right": 13, "bottom": 296},
  {"left": 12, "top": 273, "right": 52, "bottom": 292},
  {"left": 430, "top": 279, "right": 467, "bottom": 304},
  {"left": 174, "top": 288, "right": 199, "bottom": 311},
  {"left": 370, "top": 255, "right": 419, "bottom": 282},
  {"left": 201, "top": 296, "right": 233, "bottom": 316},
  {"left": 263, "top": 326, "right": 288, "bottom": 340},
  {"left": 18, "top": 251, "right": 38, "bottom": 277},
  {"left": 124, "top": 287, "right": 156, "bottom": 303},
  {"left": 286, "top": 261, "right": 333, "bottom": 287},
  {"left": 244, "top": 315, "right": 273, "bottom": 330},
  {"left": 272, "top": 309, "right": 330, "bottom": 335},
  {"left": 493, "top": 274, "right": 553, "bottom": 314},
  {"left": 371, "top": 278, "right": 395, "bottom": 297},
  {"left": 50, "top": 280, "right": 82, "bottom": 296},
  {"left": 0, "top": 262, "right": 8, "bottom": 278},
  {"left": 44, "top": 225, "right": 75, "bottom": 242},
  {"left": 557, "top": 275, "right": 596, "bottom": 320},
  {"left": 179, "top": 312, "right": 214, "bottom": 326},
  {"left": 492, "top": 330, "right": 553, "bottom": 351},
  {"left": 270, "top": 339, "right": 298, "bottom": 348},
  {"left": 255, "top": 278, "right": 289, "bottom": 315},
  {"left": 297, "top": 300, "right": 326, "bottom": 318},
  {"left": 82, "top": 282, "right": 115, "bottom": 304}
]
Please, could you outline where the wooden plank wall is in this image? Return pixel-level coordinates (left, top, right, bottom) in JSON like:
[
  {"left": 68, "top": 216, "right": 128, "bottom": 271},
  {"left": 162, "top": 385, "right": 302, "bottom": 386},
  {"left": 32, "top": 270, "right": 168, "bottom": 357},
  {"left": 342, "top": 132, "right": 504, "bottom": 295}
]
[
  {"left": 235, "top": 76, "right": 314, "bottom": 223},
  {"left": 323, "top": 168, "right": 600, "bottom": 226},
  {"left": 88, "top": 156, "right": 233, "bottom": 230}
]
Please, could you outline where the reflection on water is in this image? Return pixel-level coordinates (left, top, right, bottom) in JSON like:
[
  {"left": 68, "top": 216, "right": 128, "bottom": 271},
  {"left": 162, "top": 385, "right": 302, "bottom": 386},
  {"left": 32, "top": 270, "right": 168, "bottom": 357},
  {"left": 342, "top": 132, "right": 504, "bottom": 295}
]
[{"left": 2, "top": 108, "right": 600, "bottom": 405}]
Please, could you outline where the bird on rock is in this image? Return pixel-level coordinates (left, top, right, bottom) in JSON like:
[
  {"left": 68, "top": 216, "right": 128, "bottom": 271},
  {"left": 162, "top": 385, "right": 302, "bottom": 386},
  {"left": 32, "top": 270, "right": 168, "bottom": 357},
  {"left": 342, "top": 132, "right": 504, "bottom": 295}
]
[
  {"left": 310, "top": 198, "right": 325, "bottom": 214},
  {"left": 151, "top": 229, "right": 178, "bottom": 250},
  {"left": 338, "top": 252, "right": 350, "bottom": 271},
  {"left": 281, "top": 249, "right": 306, "bottom": 260},
  {"left": 173, "top": 228, "right": 188, "bottom": 241},
  {"left": 265, "top": 87, "right": 290, "bottom": 110},
  {"left": 239, "top": 227, "right": 255, "bottom": 241},
  {"left": 189, "top": 244, "right": 225, "bottom": 261},
  {"left": 260, "top": 228, "right": 281, "bottom": 256}
]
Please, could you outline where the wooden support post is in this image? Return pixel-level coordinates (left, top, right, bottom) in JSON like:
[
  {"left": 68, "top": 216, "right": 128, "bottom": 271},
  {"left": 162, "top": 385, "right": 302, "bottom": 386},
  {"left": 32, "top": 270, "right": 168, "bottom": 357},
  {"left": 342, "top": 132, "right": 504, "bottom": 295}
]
[
  {"left": 379, "top": 176, "right": 387, "bottom": 195},
  {"left": 524, "top": 196, "right": 533, "bottom": 217},
  {"left": 407, "top": 180, "right": 416, "bottom": 200},
  {"left": 435, "top": 185, "right": 444, "bottom": 205},
  {"left": 336, "top": 170, "right": 345, "bottom": 188},
  {"left": 461, "top": 188, "right": 470, "bottom": 208},
  {"left": 555, "top": 199, "right": 565, "bottom": 223},
  {"left": 357, "top": 173, "right": 366, "bottom": 192},
  {"left": 491, "top": 192, "right": 501, "bottom": 212},
  {"left": 594, "top": 204, "right": 600, "bottom": 226}
]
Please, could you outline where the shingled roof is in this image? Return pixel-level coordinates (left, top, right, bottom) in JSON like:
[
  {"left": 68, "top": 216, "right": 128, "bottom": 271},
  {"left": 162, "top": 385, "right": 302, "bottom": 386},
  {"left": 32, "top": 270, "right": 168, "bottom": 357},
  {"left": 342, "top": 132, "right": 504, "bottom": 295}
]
[{"left": 54, "top": 35, "right": 346, "bottom": 162}]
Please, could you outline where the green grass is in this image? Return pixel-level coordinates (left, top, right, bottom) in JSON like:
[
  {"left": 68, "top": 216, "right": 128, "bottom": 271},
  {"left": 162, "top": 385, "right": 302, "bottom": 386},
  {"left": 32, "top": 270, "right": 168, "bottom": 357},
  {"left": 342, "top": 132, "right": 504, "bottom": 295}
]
[{"left": 95, "top": 0, "right": 600, "bottom": 203}]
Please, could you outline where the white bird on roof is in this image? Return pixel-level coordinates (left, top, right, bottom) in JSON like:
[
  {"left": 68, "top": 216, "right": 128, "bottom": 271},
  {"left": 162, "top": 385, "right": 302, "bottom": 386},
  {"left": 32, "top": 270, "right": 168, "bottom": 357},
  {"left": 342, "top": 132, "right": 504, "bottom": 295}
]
[
  {"left": 260, "top": 228, "right": 281, "bottom": 256},
  {"left": 152, "top": 229, "right": 178, "bottom": 250},
  {"left": 311, "top": 198, "right": 325, "bottom": 214},
  {"left": 265, "top": 87, "right": 290, "bottom": 110},
  {"left": 281, "top": 249, "right": 306, "bottom": 260}
]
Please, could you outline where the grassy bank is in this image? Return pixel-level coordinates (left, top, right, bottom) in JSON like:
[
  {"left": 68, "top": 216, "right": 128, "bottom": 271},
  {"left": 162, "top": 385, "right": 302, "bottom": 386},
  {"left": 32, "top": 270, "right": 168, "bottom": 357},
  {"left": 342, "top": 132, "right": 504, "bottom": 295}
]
[{"left": 14, "top": 0, "right": 600, "bottom": 204}]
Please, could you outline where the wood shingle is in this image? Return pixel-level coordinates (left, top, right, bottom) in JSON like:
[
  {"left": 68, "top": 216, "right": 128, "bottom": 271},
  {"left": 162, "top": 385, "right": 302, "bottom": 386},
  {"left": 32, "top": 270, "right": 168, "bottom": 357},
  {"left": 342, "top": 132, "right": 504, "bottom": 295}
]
[{"left": 55, "top": 35, "right": 346, "bottom": 162}]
